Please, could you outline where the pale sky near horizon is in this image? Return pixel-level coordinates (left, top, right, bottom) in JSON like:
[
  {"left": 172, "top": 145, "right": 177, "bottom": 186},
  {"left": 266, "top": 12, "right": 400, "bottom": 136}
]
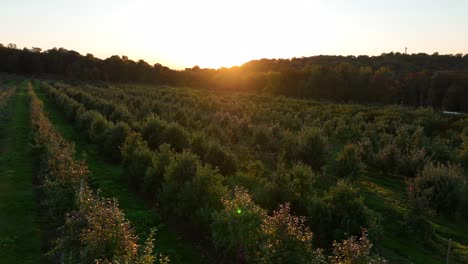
[{"left": 1, "top": 0, "right": 467, "bottom": 69}]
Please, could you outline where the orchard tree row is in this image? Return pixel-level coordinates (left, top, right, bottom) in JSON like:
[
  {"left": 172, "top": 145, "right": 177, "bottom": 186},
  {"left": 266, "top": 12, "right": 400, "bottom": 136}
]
[{"left": 27, "top": 82, "right": 168, "bottom": 264}]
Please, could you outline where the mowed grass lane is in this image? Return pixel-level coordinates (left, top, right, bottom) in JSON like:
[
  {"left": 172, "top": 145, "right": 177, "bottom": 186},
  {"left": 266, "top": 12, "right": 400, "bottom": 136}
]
[{"left": 0, "top": 82, "right": 41, "bottom": 263}]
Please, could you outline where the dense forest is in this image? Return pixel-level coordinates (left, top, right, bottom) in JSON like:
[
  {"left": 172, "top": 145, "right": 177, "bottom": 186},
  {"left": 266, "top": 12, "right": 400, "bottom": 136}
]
[{"left": 1, "top": 43, "right": 468, "bottom": 111}]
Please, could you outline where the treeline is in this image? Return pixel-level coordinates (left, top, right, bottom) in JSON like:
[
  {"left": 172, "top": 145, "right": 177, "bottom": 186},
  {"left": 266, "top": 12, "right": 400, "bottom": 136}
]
[
  {"left": 185, "top": 55, "right": 468, "bottom": 111},
  {"left": 1, "top": 43, "right": 468, "bottom": 110},
  {"left": 0, "top": 44, "right": 177, "bottom": 83}
]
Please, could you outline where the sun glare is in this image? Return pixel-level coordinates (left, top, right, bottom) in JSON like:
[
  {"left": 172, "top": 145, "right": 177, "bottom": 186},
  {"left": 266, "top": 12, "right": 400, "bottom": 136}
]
[{"left": 107, "top": 0, "right": 340, "bottom": 69}]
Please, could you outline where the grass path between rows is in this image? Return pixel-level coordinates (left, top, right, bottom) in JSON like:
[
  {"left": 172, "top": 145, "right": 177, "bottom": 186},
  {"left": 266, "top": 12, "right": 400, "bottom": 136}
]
[
  {"left": 359, "top": 170, "right": 468, "bottom": 263},
  {"left": 0, "top": 82, "right": 41, "bottom": 263},
  {"left": 34, "top": 83, "right": 207, "bottom": 264}
]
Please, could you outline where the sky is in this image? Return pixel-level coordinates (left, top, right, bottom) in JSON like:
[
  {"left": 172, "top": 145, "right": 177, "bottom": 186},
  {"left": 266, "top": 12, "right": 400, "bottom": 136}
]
[{"left": 1, "top": 0, "right": 467, "bottom": 69}]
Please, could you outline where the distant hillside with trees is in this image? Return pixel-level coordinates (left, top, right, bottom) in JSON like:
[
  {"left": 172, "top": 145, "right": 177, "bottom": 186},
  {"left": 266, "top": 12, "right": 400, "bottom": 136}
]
[{"left": 1, "top": 43, "right": 467, "bottom": 111}]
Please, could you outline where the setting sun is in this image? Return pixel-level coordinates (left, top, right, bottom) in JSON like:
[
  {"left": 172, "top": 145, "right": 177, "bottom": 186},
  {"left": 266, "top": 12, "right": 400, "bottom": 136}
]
[
  {"left": 112, "top": 0, "right": 338, "bottom": 68},
  {"left": 3, "top": 0, "right": 467, "bottom": 69}
]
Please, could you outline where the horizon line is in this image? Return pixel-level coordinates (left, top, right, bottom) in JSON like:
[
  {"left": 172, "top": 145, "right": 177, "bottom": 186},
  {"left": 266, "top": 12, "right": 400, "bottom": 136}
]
[{"left": 2, "top": 42, "right": 468, "bottom": 71}]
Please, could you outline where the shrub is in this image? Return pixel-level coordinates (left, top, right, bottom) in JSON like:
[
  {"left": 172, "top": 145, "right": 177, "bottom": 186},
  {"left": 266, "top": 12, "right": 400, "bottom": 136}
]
[
  {"left": 281, "top": 130, "right": 300, "bottom": 162},
  {"left": 88, "top": 113, "right": 112, "bottom": 144},
  {"left": 401, "top": 205, "right": 433, "bottom": 243},
  {"left": 52, "top": 187, "right": 168, "bottom": 264},
  {"left": 259, "top": 163, "right": 316, "bottom": 212},
  {"left": 29, "top": 84, "right": 89, "bottom": 220},
  {"left": 159, "top": 151, "right": 200, "bottom": 214},
  {"left": 163, "top": 151, "right": 199, "bottom": 183},
  {"left": 308, "top": 180, "right": 380, "bottom": 247},
  {"left": 288, "top": 163, "right": 317, "bottom": 211},
  {"left": 161, "top": 123, "right": 189, "bottom": 152},
  {"left": 182, "top": 164, "right": 228, "bottom": 230},
  {"left": 190, "top": 132, "right": 209, "bottom": 157},
  {"left": 335, "top": 144, "right": 365, "bottom": 179},
  {"left": 375, "top": 143, "right": 400, "bottom": 174},
  {"left": 121, "top": 132, "right": 155, "bottom": 189},
  {"left": 357, "top": 137, "right": 375, "bottom": 165},
  {"left": 211, "top": 187, "right": 267, "bottom": 261},
  {"left": 141, "top": 115, "right": 166, "bottom": 149},
  {"left": 143, "top": 144, "right": 173, "bottom": 199},
  {"left": 110, "top": 104, "right": 132, "bottom": 122},
  {"left": 204, "top": 142, "right": 238, "bottom": 175},
  {"left": 298, "top": 127, "right": 328, "bottom": 171},
  {"left": 460, "top": 143, "right": 468, "bottom": 169},
  {"left": 75, "top": 110, "right": 99, "bottom": 132},
  {"left": 330, "top": 229, "right": 387, "bottom": 264},
  {"left": 428, "top": 136, "right": 452, "bottom": 162},
  {"left": 459, "top": 128, "right": 468, "bottom": 168},
  {"left": 408, "top": 162, "right": 466, "bottom": 215},
  {"left": 259, "top": 203, "right": 318, "bottom": 264},
  {"left": 253, "top": 125, "right": 271, "bottom": 149},
  {"left": 103, "top": 121, "right": 132, "bottom": 162},
  {"left": 397, "top": 148, "right": 430, "bottom": 177},
  {"left": 63, "top": 99, "right": 82, "bottom": 122},
  {"left": 334, "top": 118, "right": 361, "bottom": 144}
]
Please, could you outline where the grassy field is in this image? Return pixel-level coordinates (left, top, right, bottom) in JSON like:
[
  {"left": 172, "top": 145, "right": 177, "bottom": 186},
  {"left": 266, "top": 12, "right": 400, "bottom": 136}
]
[
  {"left": 34, "top": 83, "right": 207, "bottom": 264},
  {"left": 0, "top": 82, "right": 41, "bottom": 263}
]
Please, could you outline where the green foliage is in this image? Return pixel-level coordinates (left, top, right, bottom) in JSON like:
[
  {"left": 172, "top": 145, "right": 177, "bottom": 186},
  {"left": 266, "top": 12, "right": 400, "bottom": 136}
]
[
  {"left": 330, "top": 230, "right": 387, "bottom": 264},
  {"left": 37, "top": 78, "right": 468, "bottom": 262},
  {"left": 88, "top": 112, "right": 112, "bottom": 144},
  {"left": 308, "top": 180, "right": 380, "bottom": 247},
  {"left": 141, "top": 115, "right": 166, "bottom": 149},
  {"left": 163, "top": 150, "right": 199, "bottom": 183},
  {"left": 143, "top": 144, "right": 173, "bottom": 199},
  {"left": 52, "top": 187, "right": 167, "bottom": 264},
  {"left": 265, "top": 71, "right": 283, "bottom": 94},
  {"left": 375, "top": 143, "right": 400, "bottom": 174},
  {"left": 29, "top": 85, "right": 167, "bottom": 263},
  {"left": 398, "top": 148, "right": 430, "bottom": 177},
  {"left": 75, "top": 110, "right": 99, "bottom": 132},
  {"left": 159, "top": 151, "right": 200, "bottom": 215},
  {"left": 204, "top": 142, "right": 238, "bottom": 175},
  {"left": 460, "top": 144, "right": 468, "bottom": 169},
  {"left": 298, "top": 127, "right": 328, "bottom": 171},
  {"left": 428, "top": 136, "right": 452, "bottom": 162},
  {"left": 184, "top": 164, "right": 228, "bottom": 229},
  {"left": 459, "top": 128, "right": 468, "bottom": 168},
  {"left": 253, "top": 125, "right": 271, "bottom": 149},
  {"left": 408, "top": 162, "right": 466, "bottom": 215},
  {"left": 401, "top": 204, "right": 434, "bottom": 243},
  {"left": 110, "top": 104, "right": 132, "bottom": 123},
  {"left": 259, "top": 163, "right": 316, "bottom": 212},
  {"left": 190, "top": 132, "right": 209, "bottom": 156},
  {"left": 335, "top": 144, "right": 365, "bottom": 179},
  {"left": 121, "top": 132, "right": 155, "bottom": 188},
  {"left": 211, "top": 187, "right": 267, "bottom": 260},
  {"left": 103, "top": 121, "right": 132, "bottom": 162},
  {"left": 259, "top": 203, "right": 318, "bottom": 264},
  {"left": 161, "top": 122, "right": 189, "bottom": 151}
]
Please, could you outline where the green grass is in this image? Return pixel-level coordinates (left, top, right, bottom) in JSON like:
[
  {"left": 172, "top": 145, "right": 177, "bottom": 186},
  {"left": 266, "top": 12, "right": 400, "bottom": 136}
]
[
  {"left": 0, "top": 82, "right": 41, "bottom": 263},
  {"left": 34, "top": 83, "right": 207, "bottom": 264},
  {"left": 359, "top": 172, "right": 468, "bottom": 264}
]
